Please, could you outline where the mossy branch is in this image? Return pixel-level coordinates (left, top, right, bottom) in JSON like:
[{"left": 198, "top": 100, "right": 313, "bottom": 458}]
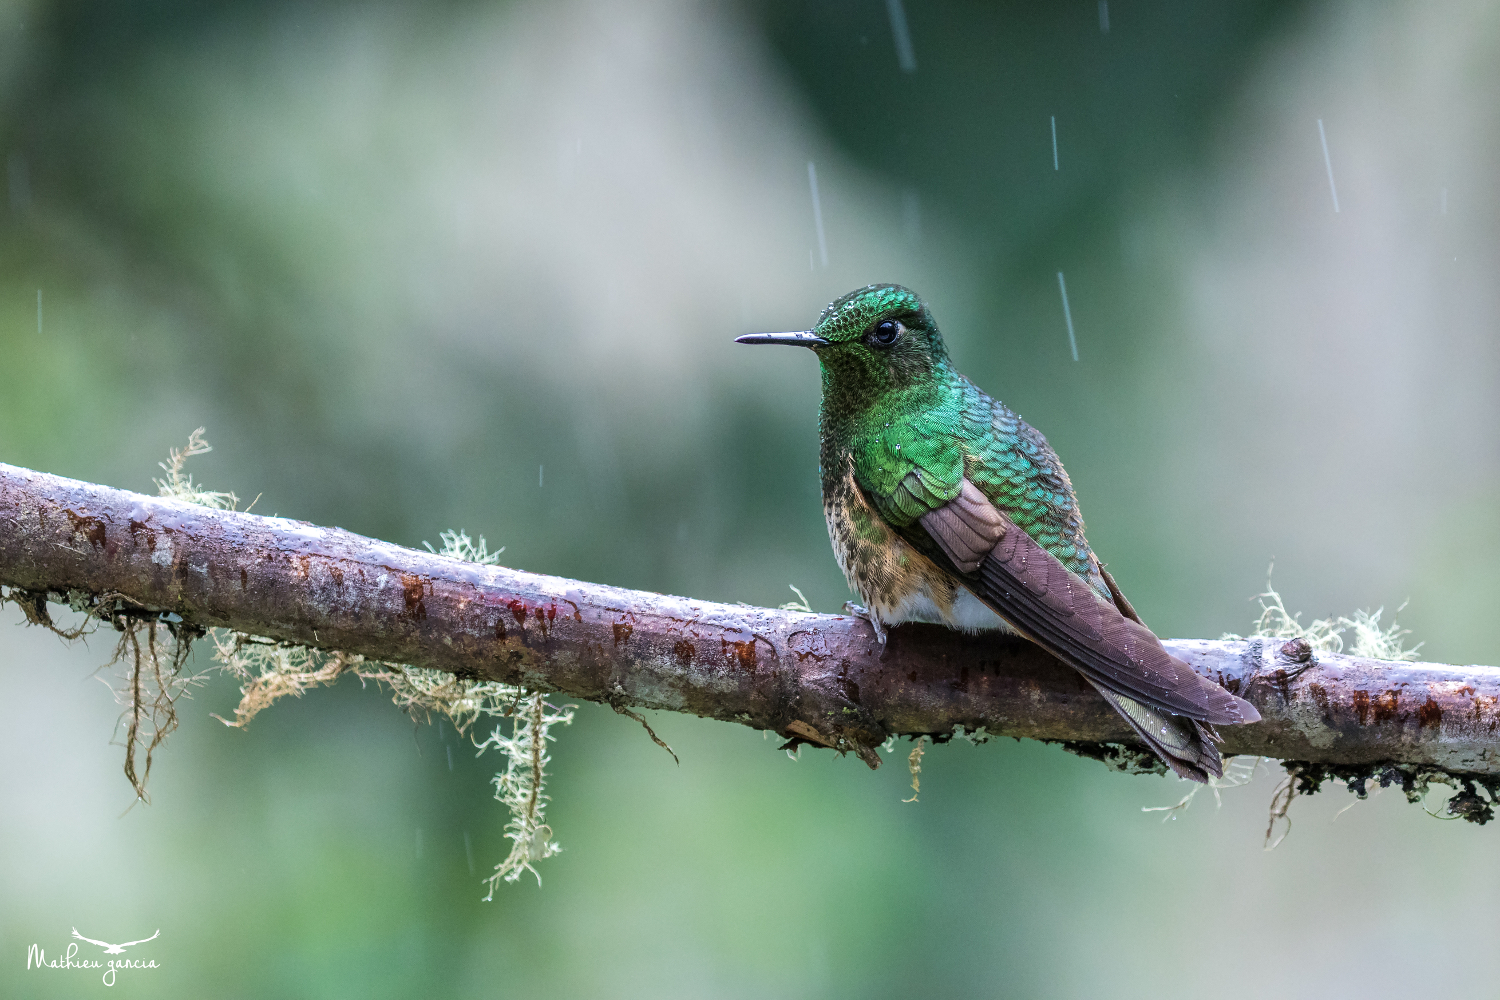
[{"left": 5, "top": 461, "right": 1500, "bottom": 800}]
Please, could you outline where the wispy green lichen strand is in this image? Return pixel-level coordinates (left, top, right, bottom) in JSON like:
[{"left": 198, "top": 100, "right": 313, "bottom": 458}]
[
  {"left": 476, "top": 692, "right": 575, "bottom": 896},
  {"left": 152, "top": 435, "right": 577, "bottom": 893},
  {"left": 1226, "top": 567, "right": 1423, "bottom": 661},
  {"left": 154, "top": 427, "right": 238, "bottom": 510}
]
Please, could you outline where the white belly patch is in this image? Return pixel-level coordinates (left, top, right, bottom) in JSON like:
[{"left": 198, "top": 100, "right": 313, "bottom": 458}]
[{"left": 882, "top": 582, "right": 1012, "bottom": 634}]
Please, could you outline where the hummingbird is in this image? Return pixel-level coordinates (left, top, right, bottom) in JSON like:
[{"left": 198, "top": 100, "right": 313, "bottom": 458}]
[{"left": 736, "top": 283, "right": 1259, "bottom": 781}]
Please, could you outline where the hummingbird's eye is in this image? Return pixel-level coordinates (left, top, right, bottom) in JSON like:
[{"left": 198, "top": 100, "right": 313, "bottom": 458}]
[{"left": 869, "top": 319, "right": 902, "bottom": 347}]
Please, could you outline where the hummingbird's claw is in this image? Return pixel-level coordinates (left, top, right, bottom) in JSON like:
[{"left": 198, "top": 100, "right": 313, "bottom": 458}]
[{"left": 843, "top": 602, "right": 888, "bottom": 645}]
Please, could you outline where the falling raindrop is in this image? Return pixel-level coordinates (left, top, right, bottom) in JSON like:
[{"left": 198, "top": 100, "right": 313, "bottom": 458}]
[
  {"left": 1056, "top": 272, "right": 1079, "bottom": 362},
  {"left": 807, "top": 161, "right": 829, "bottom": 267},
  {"left": 446, "top": 744, "right": 454, "bottom": 772},
  {"left": 1099, "top": 1, "right": 1110, "bottom": 33},
  {"left": 463, "top": 830, "right": 475, "bottom": 875},
  {"left": 539, "top": 464, "right": 544, "bottom": 488},
  {"left": 885, "top": 0, "right": 917, "bottom": 73},
  {"left": 1317, "top": 119, "right": 1340, "bottom": 213},
  {"left": 36, "top": 289, "right": 41, "bottom": 335},
  {"left": 1051, "top": 116, "right": 1060, "bottom": 171},
  {"left": 902, "top": 188, "right": 921, "bottom": 242},
  {"left": 416, "top": 827, "right": 424, "bottom": 860}
]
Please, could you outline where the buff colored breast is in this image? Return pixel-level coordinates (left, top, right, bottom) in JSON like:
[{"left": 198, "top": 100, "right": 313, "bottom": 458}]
[{"left": 824, "top": 461, "right": 1009, "bottom": 633}]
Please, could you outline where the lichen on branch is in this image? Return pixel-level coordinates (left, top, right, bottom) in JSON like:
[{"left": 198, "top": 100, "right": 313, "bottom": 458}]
[
  {"left": 8, "top": 432, "right": 577, "bottom": 890},
  {"left": 477, "top": 692, "right": 576, "bottom": 895},
  {"left": 7, "top": 447, "right": 1500, "bottom": 857}
]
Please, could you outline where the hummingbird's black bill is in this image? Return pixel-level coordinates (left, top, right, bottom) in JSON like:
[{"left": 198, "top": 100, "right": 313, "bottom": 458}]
[{"left": 734, "top": 331, "right": 829, "bottom": 347}]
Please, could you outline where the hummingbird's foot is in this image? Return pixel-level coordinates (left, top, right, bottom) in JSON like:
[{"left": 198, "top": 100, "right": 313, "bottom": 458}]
[{"left": 843, "top": 602, "right": 888, "bottom": 645}]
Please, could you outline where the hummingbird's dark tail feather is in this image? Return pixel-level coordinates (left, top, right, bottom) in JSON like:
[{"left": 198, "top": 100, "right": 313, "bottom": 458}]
[
  {"left": 915, "top": 481, "right": 1261, "bottom": 726},
  {"left": 971, "top": 537, "right": 1257, "bottom": 724},
  {"left": 1094, "top": 566, "right": 1228, "bottom": 781},
  {"left": 1092, "top": 684, "right": 1224, "bottom": 782},
  {"left": 911, "top": 479, "right": 1258, "bottom": 779}
]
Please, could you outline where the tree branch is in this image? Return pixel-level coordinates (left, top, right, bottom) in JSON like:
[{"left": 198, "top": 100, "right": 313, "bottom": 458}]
[{"left": 4, "top": 462, "right": 1499, "bottom": 776}]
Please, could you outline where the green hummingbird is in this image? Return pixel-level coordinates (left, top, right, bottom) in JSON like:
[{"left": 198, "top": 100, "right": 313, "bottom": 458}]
[{"left": 737, "top": 283, "right": 1259, "bottom": 781}]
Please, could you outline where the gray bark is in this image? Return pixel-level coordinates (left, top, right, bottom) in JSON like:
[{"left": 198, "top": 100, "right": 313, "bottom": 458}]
[{"left": 3, "top": 462, "right": 1498, "bottom": 775}]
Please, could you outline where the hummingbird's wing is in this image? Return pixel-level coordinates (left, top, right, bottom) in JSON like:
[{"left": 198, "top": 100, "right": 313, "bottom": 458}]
[
  {"left": 914, "top": 478, "right": 1258, "bottom": 727},
  {"left": 845, "top": 399, "right": 1257, "bottom": 772}
]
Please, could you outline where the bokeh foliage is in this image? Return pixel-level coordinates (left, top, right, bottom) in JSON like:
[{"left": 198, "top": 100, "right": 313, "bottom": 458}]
[{"left": 5, "top": 1, "right": 1500, "bottom": 996}]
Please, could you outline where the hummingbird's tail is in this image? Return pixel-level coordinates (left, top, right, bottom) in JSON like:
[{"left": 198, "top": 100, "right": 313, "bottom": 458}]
[{"left": 1090, "top": 682, "right": 1223, "bottom": 782}]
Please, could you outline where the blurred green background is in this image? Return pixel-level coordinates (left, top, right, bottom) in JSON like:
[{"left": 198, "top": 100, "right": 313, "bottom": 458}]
[{"left": 5, "top": 0, "right": 1500, "bottom": 996}]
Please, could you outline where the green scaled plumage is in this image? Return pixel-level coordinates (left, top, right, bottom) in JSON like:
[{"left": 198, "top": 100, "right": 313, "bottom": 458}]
[
  {"left": 736, "top": 283, "right": 1260, "bottom": 782},
  {"left": 812, "top": 285, "right": 1097, "bottom": 580}
]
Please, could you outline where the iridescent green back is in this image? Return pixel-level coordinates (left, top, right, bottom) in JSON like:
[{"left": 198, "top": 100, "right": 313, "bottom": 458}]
[{"left": 955, "top": 378, "right": 1100, "bottom": 586}]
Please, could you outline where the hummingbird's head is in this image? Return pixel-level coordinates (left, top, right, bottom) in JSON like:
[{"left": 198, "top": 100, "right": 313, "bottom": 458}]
[{"left": 735, "top": 284, "right": 951, "bottom": 405}]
